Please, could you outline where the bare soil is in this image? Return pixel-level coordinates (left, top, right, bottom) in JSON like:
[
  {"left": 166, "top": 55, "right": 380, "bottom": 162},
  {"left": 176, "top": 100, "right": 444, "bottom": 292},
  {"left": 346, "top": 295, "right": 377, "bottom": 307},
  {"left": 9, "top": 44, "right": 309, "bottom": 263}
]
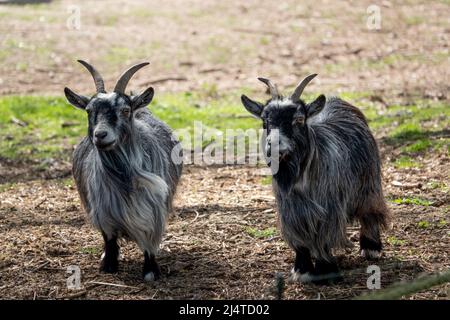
[
  {"left": 0, "top": 0, "right": 448, "bottom": 100},
  {"left": 0, "top": 156, "right": 448, "bottom": 299}
]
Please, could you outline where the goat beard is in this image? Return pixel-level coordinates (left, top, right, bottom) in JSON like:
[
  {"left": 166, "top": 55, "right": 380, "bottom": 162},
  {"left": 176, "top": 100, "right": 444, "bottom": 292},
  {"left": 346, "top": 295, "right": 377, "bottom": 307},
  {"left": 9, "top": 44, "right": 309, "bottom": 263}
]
[{"left": 272, "top": 151, "right": 302, "bottom": 194}]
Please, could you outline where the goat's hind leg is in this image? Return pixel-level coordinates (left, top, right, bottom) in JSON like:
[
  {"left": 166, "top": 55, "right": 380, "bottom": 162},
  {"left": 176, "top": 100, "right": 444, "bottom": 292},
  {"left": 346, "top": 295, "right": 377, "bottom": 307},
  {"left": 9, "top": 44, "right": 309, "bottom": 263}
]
[
  {"left": 357, "top": 194, "right": 388, "bottom": 260},
  {"left": 100, "top": 232, "right": 119, "bottom": 273},
  {"left": 359, "top": 221, "right": 382, "bottom": 260},
  {"left": 290, "top": 247, "right": 314, "bottom": 283},
  {"left": 359, "top": 211, "right": 385, "bottom": 260},
  {"left": 143, "top": 251, "right": 161, "bottom": 282}
]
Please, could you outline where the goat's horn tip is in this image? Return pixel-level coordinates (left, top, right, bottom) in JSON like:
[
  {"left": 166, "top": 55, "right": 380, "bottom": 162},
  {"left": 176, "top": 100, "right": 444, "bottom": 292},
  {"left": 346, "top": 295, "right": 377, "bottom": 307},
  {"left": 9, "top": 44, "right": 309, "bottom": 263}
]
[{"left": 137, "top": 62, "right": 150, "bottom": 67}]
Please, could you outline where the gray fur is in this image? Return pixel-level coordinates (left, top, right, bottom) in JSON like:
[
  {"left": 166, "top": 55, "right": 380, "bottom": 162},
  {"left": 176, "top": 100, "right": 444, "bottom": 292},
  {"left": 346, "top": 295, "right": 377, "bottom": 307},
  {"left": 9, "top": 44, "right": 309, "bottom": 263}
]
[
  {"left": 73, "top": 108, "right": 182, "bottom": 255},
  {"left": 242, "top": 85, "right": 388, "bottom": 265},
  {"left": 66, "top": 62, "right": 182, "bottom": 279}
]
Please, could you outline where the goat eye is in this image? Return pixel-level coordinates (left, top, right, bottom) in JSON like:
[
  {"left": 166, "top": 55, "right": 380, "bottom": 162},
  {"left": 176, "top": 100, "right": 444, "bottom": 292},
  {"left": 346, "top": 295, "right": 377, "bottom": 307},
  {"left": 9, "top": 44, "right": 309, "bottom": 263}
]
[
  {"left": 292, "top": 117, "right": 305, "bottom": 126},
  {"left": 121, "top": 109, "right": 130, "bottom": 116}
]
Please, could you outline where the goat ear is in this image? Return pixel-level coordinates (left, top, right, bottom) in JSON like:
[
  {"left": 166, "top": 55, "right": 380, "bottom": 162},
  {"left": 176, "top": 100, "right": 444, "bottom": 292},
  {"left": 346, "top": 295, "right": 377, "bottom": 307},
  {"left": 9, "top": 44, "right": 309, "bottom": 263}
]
[
  {"left": 131, "top": 87, "right": 154, "bottom": 111},
  {"left": 306, "top": 94, "right": 326, "bottom": 118},
  {"left": 241, "top": 95, "right": 264, "bottom": 118},
  {"left": 64, "top": 87, "right": 89, "bottom": 110}
]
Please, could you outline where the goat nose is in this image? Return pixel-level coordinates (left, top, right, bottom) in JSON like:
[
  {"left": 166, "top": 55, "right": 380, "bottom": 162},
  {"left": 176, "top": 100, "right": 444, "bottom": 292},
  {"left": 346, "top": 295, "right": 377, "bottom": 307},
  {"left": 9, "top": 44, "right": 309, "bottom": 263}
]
[{"left": 95, "top": 130, "right": 108, "bottom": 139}]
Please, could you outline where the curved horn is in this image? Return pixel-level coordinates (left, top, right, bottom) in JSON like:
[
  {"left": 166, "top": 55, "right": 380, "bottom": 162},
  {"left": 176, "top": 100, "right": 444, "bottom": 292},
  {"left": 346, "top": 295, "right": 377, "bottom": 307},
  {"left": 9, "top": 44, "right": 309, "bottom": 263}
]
[
  {"left": 114, "top": 62, "right": 150, "bottom": 94},
  {"left": 291, "top": 74, "right": 318, "bottom": 102},
  {"left": 77, "top": 60, "right": 106, "bottom": 93},
  {"left": 258, "top": 77, "right": 280, "bottom": 99}
]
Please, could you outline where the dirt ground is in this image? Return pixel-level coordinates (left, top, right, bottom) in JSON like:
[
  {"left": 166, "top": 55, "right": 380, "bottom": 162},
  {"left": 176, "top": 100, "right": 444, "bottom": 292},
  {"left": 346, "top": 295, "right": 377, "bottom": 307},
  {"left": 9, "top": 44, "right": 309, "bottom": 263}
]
[
  {"left": 0, "top": 0, "right": 449, "bottom": 299},
  {"left": 0, "top": 0, "right": 448, "bottom": 99},
  {"left": 0, "top": 152, "right": 449, "bottom": 299}
]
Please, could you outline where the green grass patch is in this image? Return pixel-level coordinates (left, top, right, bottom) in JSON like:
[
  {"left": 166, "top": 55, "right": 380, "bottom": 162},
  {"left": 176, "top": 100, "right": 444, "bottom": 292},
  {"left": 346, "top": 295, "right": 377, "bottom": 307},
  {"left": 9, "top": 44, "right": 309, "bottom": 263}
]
[
  {"left": 0, "top": 92, "right": 259, "bottom": 164},
  {"left": 428, "top": 181, "right": 448, "bottom": 191},
  {"left": 1, "top": 93, "right": 447, "bottom": 167},
  {"left": 365, "top": 101, "right": 449, "bottom": 139},
  {"left": 245, "top": 227, "right": 277, "bottom": 239},
  {"left": 79, "top": 246, "right": 101, "bottom": 255},
  {"left": 391, "top": 197, "right": 433, "bottom": 206},
  {"left": 390, "top": 123, "right": 423, "bottom": 141},
  {"left": 0, "top": 96, "right": 86, "bottom": 161},
  {"left": 402, "top": 139, "right": 432, "bottom": 153},
  {"left": 393, "top": 156, "right": 420, "bottom": 169},
  {"left": 261, "top": 176, "right": 272, "bottom": 185},
  {"left": 417, "top": 220, "right": 430, "bottom": 229},
  {"left": 438, "top": 219, "right": 447, "bottom": 227},
  {"left": 387, "top": 236, "right": 406, "bottom": 246},
  {"left": 0, "top": 182, "right": 16, "bottom": 192},
  {"left": 417, "top": 219, "right": 448, "bottom": 229}
]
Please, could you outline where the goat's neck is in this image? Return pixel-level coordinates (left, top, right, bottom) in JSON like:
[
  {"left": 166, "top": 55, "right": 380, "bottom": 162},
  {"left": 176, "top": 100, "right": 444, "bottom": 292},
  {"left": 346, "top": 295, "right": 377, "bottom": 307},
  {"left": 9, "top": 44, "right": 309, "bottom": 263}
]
[
  {"left": 291, "top": 128, "right": 317, "bottom": 193},
  {"left": 95, "top": 134, "right": 144, "bottom": 182}
]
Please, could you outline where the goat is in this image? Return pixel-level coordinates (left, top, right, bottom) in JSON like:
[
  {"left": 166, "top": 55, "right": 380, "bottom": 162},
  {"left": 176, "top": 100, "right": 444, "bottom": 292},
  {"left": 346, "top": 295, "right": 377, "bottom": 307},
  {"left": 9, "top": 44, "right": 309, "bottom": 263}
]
[
  {"left": 241, "top": 75, "right": 389, "bottom": 284},
  {"left": 64, "top": 60, "right": 182, "bottom": 281}
]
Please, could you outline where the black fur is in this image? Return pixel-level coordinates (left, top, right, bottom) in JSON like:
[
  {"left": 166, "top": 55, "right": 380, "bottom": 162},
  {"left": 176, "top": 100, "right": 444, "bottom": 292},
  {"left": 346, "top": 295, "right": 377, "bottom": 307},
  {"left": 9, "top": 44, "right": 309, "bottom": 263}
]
[
  {"left": 143, "top": 252, "right": 161, "bottom": 280},
  {"left": 360, "top": 234, "right": 382, "bottom": 252},
  {"left": 294, "top": 247, "right": 314, "bottom": 274},
  {"left": 100, "top": 233, "right": 119, "bottom": 273},
  {"left": 242, "top": 81, "right": 389, "bottom": 285}
]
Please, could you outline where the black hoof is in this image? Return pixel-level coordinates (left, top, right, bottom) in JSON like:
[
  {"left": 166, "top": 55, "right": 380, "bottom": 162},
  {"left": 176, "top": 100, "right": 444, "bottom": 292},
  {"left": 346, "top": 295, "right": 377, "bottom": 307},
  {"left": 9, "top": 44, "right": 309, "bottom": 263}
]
[
  {"left": 312, "top": 260, "right": 342, "bottom": 285},
  {"left": 143, "top": 252, "right": 161, "bottom": 282},
  {"left": 360, "top": 235, "right": 382, "bottom": 251},
  {"left": 100, "top": 233, "right": 119, "bottom": 273},
  {"left": 100, "top": 258, "right": 119, "bottom": 273}
]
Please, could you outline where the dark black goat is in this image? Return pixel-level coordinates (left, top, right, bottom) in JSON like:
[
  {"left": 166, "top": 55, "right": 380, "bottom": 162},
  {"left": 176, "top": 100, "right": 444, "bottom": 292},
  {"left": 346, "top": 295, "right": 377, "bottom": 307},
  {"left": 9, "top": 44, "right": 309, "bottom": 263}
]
[{"left": 241, "top": 75, "right": 389, "bottom": 284}]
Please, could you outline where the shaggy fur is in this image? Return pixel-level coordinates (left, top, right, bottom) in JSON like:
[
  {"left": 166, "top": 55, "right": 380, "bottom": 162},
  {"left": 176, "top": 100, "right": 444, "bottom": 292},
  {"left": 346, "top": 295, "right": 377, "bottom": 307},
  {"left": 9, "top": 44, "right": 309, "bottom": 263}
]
[
  {"left": 65, "top": 63, "right": 182, "bottom": 281},
  {"left": 242, "top": 80, "right": 389, "bottom": 284},
  {"left": 73, "top": 107, "right": 182, "bottom": 254}
]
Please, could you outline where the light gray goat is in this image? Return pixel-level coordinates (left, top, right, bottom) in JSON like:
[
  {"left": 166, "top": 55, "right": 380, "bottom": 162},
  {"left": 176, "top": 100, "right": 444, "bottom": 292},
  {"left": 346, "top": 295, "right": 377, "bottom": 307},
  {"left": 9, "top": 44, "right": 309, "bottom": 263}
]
[{"left": 64, "top": 60, "right": 182, "bottom": 281}]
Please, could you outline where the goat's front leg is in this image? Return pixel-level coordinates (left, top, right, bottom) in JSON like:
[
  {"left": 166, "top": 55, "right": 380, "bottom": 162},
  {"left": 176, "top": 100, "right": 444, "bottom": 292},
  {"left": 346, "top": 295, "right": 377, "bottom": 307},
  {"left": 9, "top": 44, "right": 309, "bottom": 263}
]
[
  {"left": 290, "top": 247, "right": 314, "bottom": 283},
  {"left": 143, "top": 251, "right": 161, "bottom": 282},
  {"left": 100, "top": 232, "right": 119, "bottom": 273}
]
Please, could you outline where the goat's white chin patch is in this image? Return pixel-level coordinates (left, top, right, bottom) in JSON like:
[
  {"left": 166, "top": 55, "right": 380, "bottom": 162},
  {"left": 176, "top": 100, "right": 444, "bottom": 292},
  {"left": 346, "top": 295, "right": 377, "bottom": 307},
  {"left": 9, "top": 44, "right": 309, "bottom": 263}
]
[
  {"left": 289, "top": 268, "right": 314, "bottom": 283},
  {"left": 361, "top": 249, "right": 381, "bottom": 260},
  {"left": 144, "top": 272, "right": 156, "bottom": 282}
]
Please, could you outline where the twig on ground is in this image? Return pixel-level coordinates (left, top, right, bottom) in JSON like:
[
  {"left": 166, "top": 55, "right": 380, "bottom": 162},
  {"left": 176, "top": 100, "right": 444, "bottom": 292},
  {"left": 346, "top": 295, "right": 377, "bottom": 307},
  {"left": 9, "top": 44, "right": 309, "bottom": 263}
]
[{"left": 84, "top": 281, "right": 139, "bottom": 289}]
